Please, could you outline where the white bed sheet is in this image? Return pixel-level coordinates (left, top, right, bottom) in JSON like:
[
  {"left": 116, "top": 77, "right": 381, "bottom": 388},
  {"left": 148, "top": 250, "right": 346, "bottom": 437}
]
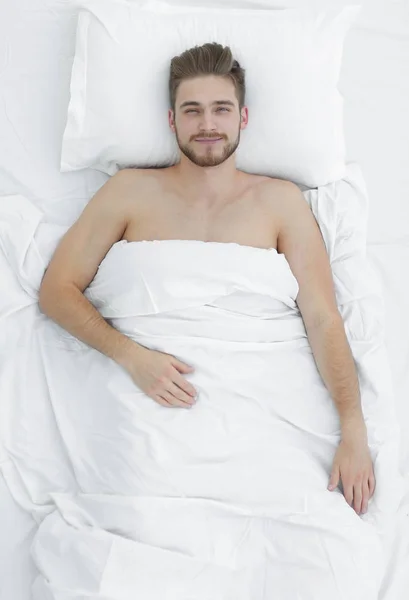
[{"left": 0, "top": 0, "right": 408, "bottom": 598}]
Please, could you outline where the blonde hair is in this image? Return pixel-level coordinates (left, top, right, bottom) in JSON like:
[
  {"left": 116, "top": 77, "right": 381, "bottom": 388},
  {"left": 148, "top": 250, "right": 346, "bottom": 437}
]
[{"left": 169, "top": 42, "right": 245, "bottom": 112}]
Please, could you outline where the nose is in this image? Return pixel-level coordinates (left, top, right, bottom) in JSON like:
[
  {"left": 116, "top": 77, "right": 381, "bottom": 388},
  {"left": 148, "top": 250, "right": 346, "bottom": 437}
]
[{"left": 198, "top": 110, "right": 217, "bottom": 132}]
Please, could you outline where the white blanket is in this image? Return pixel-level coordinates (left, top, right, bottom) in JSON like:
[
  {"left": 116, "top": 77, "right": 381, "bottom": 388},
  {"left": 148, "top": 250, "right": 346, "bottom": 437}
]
[{"left": 0, "top": 165, "right": 406, "bottom": 600}]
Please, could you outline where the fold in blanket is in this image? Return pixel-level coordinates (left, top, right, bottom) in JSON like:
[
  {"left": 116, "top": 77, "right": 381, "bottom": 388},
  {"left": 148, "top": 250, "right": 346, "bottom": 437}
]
[
  {"left": 0, "top": 165, "right": 406, "bottom": 599},
  {"left": 30, "top": 239, "right": 384, "bottom": 599}
]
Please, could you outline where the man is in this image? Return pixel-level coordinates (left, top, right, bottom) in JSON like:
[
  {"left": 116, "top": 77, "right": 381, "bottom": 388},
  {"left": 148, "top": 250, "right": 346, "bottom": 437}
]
[{"left": 39, "top": 42, "right": 375, "bottom": 516}]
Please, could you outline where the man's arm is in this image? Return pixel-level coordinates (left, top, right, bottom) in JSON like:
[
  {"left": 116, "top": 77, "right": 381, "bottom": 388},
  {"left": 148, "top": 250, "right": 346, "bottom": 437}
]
[
  {"left": 265, "top": 180, "right": 365, "bottom": 438},
  {"left": 268, "top": 180, "right": 377, "bottom": 515},
  {"left": 38, "top": 169, "right": 147, "bottom": 369},
  {"left": 301, "top": 314, "right": 365, "bottom": 439}
]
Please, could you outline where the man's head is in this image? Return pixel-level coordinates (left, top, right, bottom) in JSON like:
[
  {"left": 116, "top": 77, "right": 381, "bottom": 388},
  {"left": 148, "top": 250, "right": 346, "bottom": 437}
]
[{"left": 168, "top": 42, "right": 248, "bottom": 168}]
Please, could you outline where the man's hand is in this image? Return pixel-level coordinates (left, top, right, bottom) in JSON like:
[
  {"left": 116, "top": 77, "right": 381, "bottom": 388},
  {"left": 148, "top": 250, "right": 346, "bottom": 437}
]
[
  {"left": 327, "top": 426, "right": 376, "bottom": 515},
  {"left": 120, "top": 345, "right": 198, "bottom": 409}
]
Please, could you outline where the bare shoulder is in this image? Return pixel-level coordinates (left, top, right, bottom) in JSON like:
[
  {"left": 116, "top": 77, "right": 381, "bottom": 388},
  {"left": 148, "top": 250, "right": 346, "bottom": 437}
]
[
  {"left": 257, "top": 176, "right": 301, "bottom": 197},
  {"left": 110, "top": 167, "right": 159, "bottom": 191},
  {"left": 106, "top": 168, "right": 163, "bottom": 210},
  {"left": 257, "top": 177, "right": 307, "bottom": 215}
]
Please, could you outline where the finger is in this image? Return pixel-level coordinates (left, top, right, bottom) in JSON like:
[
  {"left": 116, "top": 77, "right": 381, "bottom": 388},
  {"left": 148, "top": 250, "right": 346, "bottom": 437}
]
[
  {"left": 172, "top": 358, "right": 195, "bottom": 373},
  {"left": 161, "top": 390, "right": 192, "bottom": 409},
  {"left": 368, "top": 473, "right": 376, "bottom": 497},
  {"left": 172, "top": 369, "right": 197, "bottom": 398},
  {"left": 361, "top": 480, "right": 370, "bottom": 514},
  {"left": 155, "top": 394, "right": 174, "bottom": 407},
  {"left": 353, "top": 481, "right": 363, "bottom": 514},
  {"left": 168, "top": 381, "right": 196, "bottom": 405},
  {"left": 328, "top": 465, "right": 340, "bottom": 491},
  {"left": 343, "top": 482, "right": 354, "bottom": 508}
]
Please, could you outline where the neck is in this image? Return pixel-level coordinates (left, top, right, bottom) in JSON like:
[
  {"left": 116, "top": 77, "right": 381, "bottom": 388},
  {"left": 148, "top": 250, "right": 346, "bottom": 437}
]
[{"left": 171, "top": 155, "right": 241, "bottom": 206}]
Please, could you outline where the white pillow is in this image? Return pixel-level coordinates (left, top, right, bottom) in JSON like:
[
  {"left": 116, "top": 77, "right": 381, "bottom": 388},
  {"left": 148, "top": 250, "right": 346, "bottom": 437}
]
[
  {"left": 145, "top": 0, "right": 276, "bottom": 7},
  {"left": 61, "top": 0, "right": 361, "bottom": 188}
]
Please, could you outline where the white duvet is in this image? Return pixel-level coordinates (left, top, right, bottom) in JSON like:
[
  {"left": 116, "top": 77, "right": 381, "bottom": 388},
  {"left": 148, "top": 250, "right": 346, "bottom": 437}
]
[{"left": 0, "top": 164, "right": 406, "bottom": 600}]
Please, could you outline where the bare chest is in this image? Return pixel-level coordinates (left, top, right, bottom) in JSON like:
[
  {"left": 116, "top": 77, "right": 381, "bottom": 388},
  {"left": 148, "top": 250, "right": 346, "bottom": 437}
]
[{"left": 123, "top": 172, "right": 279, "bottom": 251}]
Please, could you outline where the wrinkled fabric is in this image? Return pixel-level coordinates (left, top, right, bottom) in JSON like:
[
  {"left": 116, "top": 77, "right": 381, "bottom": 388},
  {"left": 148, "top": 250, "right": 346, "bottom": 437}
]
[
  {"left": 0, "top": 170, "right": 406, "bottom": 598},
  {"left": 13, "top": 241, "right": 389, "bottom": 598}
]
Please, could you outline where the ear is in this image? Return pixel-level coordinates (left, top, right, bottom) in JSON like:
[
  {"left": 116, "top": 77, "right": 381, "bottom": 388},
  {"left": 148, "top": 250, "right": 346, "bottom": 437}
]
[
  {"left": 168, "top": 109, "right": 175, "bottom": 132},
  {"left": 240, "top": 106, "right": 249, "bottom": 130}
]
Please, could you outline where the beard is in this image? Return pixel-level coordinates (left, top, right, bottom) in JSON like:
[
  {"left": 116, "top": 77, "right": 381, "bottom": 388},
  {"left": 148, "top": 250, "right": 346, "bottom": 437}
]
[{"left": 175, "top": 128, "right": 241, "bottom": 168}]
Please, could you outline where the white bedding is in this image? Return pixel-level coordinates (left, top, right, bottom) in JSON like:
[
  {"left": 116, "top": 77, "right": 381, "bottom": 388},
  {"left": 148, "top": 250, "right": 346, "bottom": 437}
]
[
  {"left": 1, "top": 0, "right": 409, "bottom": 598},
  {"left": 0, "top": 164, "right": 407, "bottom": 599}
]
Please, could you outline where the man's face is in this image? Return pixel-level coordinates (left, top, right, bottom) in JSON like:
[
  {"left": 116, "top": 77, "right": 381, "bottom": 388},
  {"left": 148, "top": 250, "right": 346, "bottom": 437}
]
[{"left": 169, "top": 75, "right": 248, "bottom": 168}]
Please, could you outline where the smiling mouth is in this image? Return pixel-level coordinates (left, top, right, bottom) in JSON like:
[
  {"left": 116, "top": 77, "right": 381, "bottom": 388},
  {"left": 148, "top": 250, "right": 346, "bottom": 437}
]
[{"left": 195, "top": 138, "right": 223, "bottom": 143}]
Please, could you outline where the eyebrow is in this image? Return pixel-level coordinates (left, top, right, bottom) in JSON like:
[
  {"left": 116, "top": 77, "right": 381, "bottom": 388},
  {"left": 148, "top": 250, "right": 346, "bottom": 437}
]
[{"left": 179, "top": 100, "right": 235, "bottom": 109}]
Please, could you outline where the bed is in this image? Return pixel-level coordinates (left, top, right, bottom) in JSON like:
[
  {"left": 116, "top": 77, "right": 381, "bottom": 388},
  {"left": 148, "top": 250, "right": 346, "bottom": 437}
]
[{"left": 0, "top": 0, "right": 408, "bottom": 599}]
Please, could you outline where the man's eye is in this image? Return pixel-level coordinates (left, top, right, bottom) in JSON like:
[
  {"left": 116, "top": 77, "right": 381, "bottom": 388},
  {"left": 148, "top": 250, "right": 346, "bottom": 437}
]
[{"left": 185, "top": 108, "right": 229, "bottom": 114}]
